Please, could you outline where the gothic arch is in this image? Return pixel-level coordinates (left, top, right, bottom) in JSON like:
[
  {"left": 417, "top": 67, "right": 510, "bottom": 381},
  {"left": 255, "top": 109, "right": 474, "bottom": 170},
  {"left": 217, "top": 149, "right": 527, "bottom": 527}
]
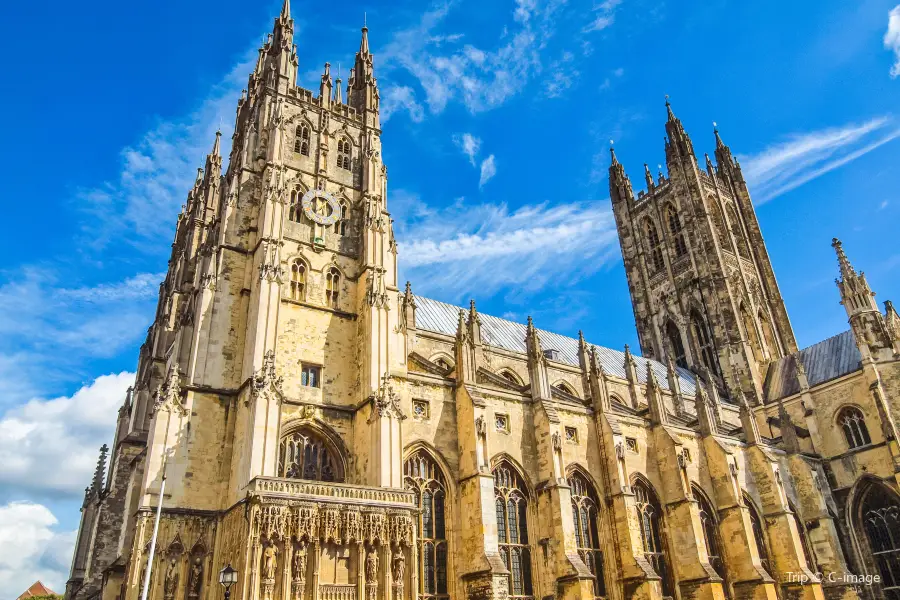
[
  {"left": 742, "top": 493, "right": 772, "bottom": 574},
  {"left": 490, "top": 454, "right": 535, "bottom": 499},
  {"left": 403, "top": 441, "right": 456, "bottom": 494},
  {"left": 498, "top": 369, "right": 524, "bottom": 386},
  {"left": 665, "top": 318, "right": 688, "bottom": 368},
  {"left": 692, "top": 484, "right": 728, "bottom": 583},
  {"left": 664, "top": 202, "right": 688, "bottom": 258},
  {"left": 553, "top": 380, "right": 579, "bottom": 398},
  {"left": 286, "top": 254, "right": 310, "bottom": 301},
  {"left": 630, "top": 474, "right": 674, "bottom": 596},
  {"left": 565, "top": 463, "right": 604, "bottom": 499},
  {"left": 725, "top": 203, "right": 751, "bottom": 258},
  {"left": 277, "top": 419, "right": 348, "bottom": 482},
  {"left": 847, "top": 477, "right": 900, "bottom": 599},
  {"left": 429, "top": 352, "right": 455, "bottom": 371},
  {"left": 642, "top": 216, "right": 666, "bottom": 273}
]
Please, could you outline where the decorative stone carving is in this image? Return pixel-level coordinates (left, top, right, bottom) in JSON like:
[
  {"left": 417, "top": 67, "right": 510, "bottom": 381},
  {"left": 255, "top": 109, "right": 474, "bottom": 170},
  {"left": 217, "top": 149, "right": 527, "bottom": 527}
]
[
  {"left": 153, "top": 367, "right": 186, "bottom": 417},
  {"left": 163, "top": 558, "right": 179, "bottom": 600},
  {"left": 249, "top": 350, "right": 284, "bottom": 406},
  {"left": 369, "top": 375, "right": 405, "bottom": 421},
  {"left": 365, "top": 550, "right": 378, "bottom": 582},
  {"left": 187, "top": 556, "right": 203, "bottom": 598},
  {"left": 392, "top": 547, "right": 405, "bottom": 584},
  {"left": 263, "top": 543, "right": 278, "bottom": 580},
  {"left": 292, "top": 540, "right": 307, "bottom": 600}
]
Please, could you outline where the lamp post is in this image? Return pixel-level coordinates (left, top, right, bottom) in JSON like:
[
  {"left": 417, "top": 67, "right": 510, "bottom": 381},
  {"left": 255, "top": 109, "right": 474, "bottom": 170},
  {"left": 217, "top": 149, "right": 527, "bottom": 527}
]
[{"left": 219, "top": 564, "right": 238, "bottom": 600}]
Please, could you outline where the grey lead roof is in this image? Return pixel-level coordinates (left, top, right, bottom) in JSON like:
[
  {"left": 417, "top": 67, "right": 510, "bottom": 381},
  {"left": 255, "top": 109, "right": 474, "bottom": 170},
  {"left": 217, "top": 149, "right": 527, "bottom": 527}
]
[
  {"left": 414, "top": 295, "right": 698, "bottom": 396},
  {"left": 763, "top": 329, "right": 862, "bottom": 402}
]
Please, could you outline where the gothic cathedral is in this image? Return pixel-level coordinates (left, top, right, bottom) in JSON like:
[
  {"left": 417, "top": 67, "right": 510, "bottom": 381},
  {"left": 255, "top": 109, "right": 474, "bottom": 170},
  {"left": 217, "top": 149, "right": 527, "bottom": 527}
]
[{"left": 65, "top": 4, "right": 900, "bottom": 600}]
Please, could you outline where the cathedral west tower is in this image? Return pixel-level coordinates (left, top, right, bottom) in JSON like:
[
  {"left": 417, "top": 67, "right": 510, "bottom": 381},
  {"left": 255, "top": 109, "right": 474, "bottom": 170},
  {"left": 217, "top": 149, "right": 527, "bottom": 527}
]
[{"left": 609, "top": 100, "right": 798, "bottom": 405}]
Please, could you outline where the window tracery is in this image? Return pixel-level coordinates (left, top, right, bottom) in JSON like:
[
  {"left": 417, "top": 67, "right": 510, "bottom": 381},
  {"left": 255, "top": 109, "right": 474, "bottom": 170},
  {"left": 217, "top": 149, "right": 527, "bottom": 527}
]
[
  {"left": 569, "top": 471, "right": 606, "bottom": 598},
  {"left": 643, "top": 218, "right": 665, "bottom": 273},
  {"left": 691, "top": 311, "right": 718, "bottom": 375},
  {"left": 494, "top": 463, "right": 533, "bottom": 598},
  {"left": 337, "top": 138, "right": 352, "bottom": 171},
  {"left": 665, "top": 204, "right": 688, "bottom": 258},
  {"left": 744, "top": 496, "right": 771, "bottom": 575},
  {"left": 634, "top": 479, "right": 672, "bottom": 597},
  {"left": 838, "top": 406, "right": 871, "bottom": 449},
  {"left": 405, "top": 450, "right": 449, "bottom": 599},
  {"left": 278, "top": 428, "right": 342, "bottom": 482},
  {"left": 290, "top": 260, "right": 306, "bottom": 301},
  {"left": 666, "top": 320, "right": 687, "bottom": 368},
  {"left": 693, "top": 488, "right": 727, "bottom": 584},
  {"left": 294, "top": 124, "right": 310, "bottom": 156},
  {"left": 860, "top": 484, "right": 900, "bottom": 600},
  {"left": 325, "top": 267, "right": 340, "bottom": 309}
]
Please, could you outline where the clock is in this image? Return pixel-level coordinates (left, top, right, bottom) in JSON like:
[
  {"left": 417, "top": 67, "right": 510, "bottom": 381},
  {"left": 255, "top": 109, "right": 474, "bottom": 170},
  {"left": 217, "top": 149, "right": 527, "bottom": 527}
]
[{"left": 300, "top": 189, "right": 341, "bottom": 225}]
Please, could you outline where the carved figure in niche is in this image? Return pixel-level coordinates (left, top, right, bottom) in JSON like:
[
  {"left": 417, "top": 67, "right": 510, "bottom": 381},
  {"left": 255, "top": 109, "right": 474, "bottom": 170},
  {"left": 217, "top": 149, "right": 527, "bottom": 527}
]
[
  {"left": 263, "top": 543, "right": 278, "bottom": 580},
  {"left": 163, "top": 558, "right": 179, "bottom": 599},
  {"left": 188, "top": 556, "right": 203, "bottom": 597},
  {"left": 292, "top": 540, "right": 307, "bottom": 580},
  {"left": 366, "top": 550, "right": 378, "bottom": 583},
  {"left": 392, "top": 547, "right": 405, "bottom": 584}
]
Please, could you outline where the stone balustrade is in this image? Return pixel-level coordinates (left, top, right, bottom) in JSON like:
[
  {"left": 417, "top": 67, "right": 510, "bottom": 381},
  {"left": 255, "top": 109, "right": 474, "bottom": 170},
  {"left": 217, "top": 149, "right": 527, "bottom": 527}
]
[
  {"left": 248, "top": 477, "right": 417, "bottom": 508},
  {"left": 319, "top": 583, "right": 357, "bottom": 600}
]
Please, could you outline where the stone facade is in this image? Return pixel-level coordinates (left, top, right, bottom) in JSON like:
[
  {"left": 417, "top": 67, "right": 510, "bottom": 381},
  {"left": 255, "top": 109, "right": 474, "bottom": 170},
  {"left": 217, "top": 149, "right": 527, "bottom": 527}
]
[{"left": 64, "top": 4, "right": 900, "bottom": 600}]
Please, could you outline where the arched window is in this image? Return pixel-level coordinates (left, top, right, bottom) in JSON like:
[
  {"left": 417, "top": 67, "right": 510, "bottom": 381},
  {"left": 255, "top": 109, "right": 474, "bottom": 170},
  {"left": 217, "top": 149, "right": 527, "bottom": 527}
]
[
  {"left": 789, "top": 501, "right": 816, "bottom": 571},
  {"left": 433, "top": 356, "right": 453, "bottom": 371},
  {"left": 405, "top": 450, "right": 449, "bottom": 599},
  {"left": 294, "top": 124, "right": 310, "bottom": 156},
  {"left": 494, "top": 463, "right": 533, "bottom": 599},
  {"left": 643, "top": 218, "right": 665, "bottom": 273},
  {"left": 290, "top": 260, "right": 306, "bottom": 301},
  {"left": 289, "top": 188, "right": 304, "bottom": 222},
  {"left": 693, "top": 487, "right": 727, "bottom": 584},
  {"left": 667, "top": 320, "right": 687, "bottom": 368},
  {"left": 499, "top": 370, "right": 521, "bottom": 386},
  {"left": 838, "top": 407, "right": 871, "bottom": 449},
  {"left": 337, "top": 203, "right": 348, "bottom": 235},
  {"left": 278, "top": 427, "right": 343, "bottom": 482},
  {"left": 740, "top": 303, "right": 764, "bottom": 363},
  {"left": 727, "top": 205, "right": 750, "bottom": 259},
  {"left": 569, "top": 471, "right": 606, "bottom": 598},
  {"left": 744, "top": 495, "right": 771, "bottom": 575},
  {"left": 859, "top": 483, "right": 900, "bottom": 599},
  {"left": 634, "top": 479, "right": 672, "bottom": 597},
  {"left": 555, "top": 382, "right": 577, "bottom": 397},
  {"left": 691, "top": 311, "right": 718, "bottom": 375},
  {"left": 708, "top": 198, "right": 729, "bottom": 247},
  {"left": 665, "top": 204, "right": 688, "bottom": 258},
  {"left": 337, "top": 138, "right": 352, "bottom": 171},
  {"left": 325, "top": 267, "right": 340, "bottom": 309}
]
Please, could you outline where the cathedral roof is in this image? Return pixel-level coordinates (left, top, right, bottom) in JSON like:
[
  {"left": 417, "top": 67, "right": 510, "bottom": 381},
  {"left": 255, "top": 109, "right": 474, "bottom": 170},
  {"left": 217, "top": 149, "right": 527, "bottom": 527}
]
[
  {"left": 763, "top": 329, "right": 862, "bottom": 402},
  {"left": 414, "top": 296, "right": 698, "bottom": 396}
]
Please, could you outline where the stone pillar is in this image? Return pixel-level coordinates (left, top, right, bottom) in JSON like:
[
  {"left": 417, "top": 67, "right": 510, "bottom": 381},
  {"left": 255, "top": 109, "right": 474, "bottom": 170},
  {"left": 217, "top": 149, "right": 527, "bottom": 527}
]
[
  {"left": 744, "top": 446, "right": 824, "bottom": 600},
  {"left": 311, "top": 540, "right": 321, "bottom": 600},
  {"left": 701, "top": 436, "right": 777, "bottom": 600}
]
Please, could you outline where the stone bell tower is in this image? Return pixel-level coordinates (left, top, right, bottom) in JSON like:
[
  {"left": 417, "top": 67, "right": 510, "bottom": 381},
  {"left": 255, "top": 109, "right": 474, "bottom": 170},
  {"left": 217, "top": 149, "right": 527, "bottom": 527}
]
[{"left": 610, "top": 99, "right": 798, "bottom": 403}]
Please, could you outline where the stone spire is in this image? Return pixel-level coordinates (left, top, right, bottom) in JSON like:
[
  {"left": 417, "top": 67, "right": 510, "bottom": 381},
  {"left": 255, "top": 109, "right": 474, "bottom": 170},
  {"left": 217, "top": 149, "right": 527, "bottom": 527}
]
[
  {"left": 833, "top": 238, "right": 893, "bottom": 357},
  {"left": 468, "top": 299, "right": 482, "bottom": 346},
  {"left": 644, "top": 163, "right": 655, "bottom": 191},
  {"left": 320, "top": 62, "right": 334, "bottom": 106},
  {"left": 609, "top": 143, "right": 634, "bottom": 205},
  {"left": 645, "top": 362, "right": 668, "bottom": 426},
  {"left": 663, "top": 96, "right": 695, "bottom": 162},
  {"left": 91, "top": 444, "right": 109, "bottom": 495},
  {"left": 334, "top": 76, "right": 344, "bottom": 104},
  {"left": 694, "top": 381, "right": 718, "bottom": 437},
  {"left": 349, "top": 22, "right": 379, "bottom": 116},
  {"left": 739, "top": 396, "right": 761, "bottom": 445},
  {"left": 526, "top": 317, "right": 553, "bottom": 401},
  {"left": 272, "top": 0, "right": 293, "bottom": 49}
]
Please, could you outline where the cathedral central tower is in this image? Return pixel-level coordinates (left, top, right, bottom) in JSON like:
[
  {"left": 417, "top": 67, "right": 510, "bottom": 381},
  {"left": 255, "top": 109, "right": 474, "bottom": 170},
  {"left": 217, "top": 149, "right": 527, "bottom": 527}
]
[{"left": 609, "top": 101, "right": 798, "bottom": 404}]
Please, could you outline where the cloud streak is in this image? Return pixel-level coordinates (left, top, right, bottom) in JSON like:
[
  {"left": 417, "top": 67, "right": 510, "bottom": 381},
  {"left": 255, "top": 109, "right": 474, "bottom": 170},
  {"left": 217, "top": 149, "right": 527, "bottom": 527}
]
[
  {"left": 454, "top": 133, "right": 482, "bottom": 165},
  {"left": 738, "top": 117, "right": 900, "bottom": 203},
  {"left": 479, "top": 155, "right": 497, "bottom": 187},
  {"left": 395, "top": 194, "right": 619, "bottom": 300}
]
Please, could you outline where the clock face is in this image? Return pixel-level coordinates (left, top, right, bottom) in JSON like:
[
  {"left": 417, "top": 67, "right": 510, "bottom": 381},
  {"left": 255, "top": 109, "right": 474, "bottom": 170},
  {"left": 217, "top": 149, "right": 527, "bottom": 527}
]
[{"left": 300, "top": 190, "right": 341, "bottom": 225}]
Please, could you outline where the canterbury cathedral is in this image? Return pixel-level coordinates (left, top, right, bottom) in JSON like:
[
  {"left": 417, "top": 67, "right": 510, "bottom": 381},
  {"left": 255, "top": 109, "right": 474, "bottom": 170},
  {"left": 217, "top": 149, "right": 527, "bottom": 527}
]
[{"left": 64, "top": 3, "right": 900, "bottom": 600}]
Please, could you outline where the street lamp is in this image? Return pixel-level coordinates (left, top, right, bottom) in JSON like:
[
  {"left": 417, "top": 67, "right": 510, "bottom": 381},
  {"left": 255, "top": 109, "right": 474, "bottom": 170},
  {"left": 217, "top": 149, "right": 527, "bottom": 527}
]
[{"left": 219, "top": 564, "right": 238, "bottom": 600}]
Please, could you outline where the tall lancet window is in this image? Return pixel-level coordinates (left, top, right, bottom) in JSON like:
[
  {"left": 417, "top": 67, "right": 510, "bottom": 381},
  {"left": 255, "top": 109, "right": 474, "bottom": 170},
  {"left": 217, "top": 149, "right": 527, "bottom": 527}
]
[
  {"left": 693, "top": 487, "right": 727, "bottom": 586},
  {"left": 325, "top": 267, "right": 340, "bottom": 309},
  {"left": 337, "top": 138, "right": 352, "bottom": 170},
  {"left": 643, "top": 218, "right": 665, "bottom": 273},
  {"left": 337, "top": 203, "right": 348, "bottom": 235},
  {"left": 727, "top": 205, "right": 751, "bottom": 259},
  {"left": 494, "top": 463, "right": 533, "bottom": 599},
  {"left": 744, "top": 495, "right": 771, "bottom": 575},
  {"left": 405, "top": 450, "right": 449, "bottom": 599},
  {"left": 634, "top": 479, "right": 672, "bottom": 597},
  {"left": 569, "top": 471, "right": 606, "bottom": 599},
  {"left": 289, "top": 188, "right": 304, "bottom": 222},
  {"left": 278, "top": 427, "right": 343, "bottom": 482},
  {"left": 665, "top": 204, "right": 688, "bottom": 258},
  {"left": 290, "top": 260, "right": 306, "bottom": 301},
  {"left": 667, "top": 320, "right": 687, "bottom": 369},
  {"left": 294, "top": 124, "right": 310, "bottom": 156},
  {"left": 691, "top": 311, "right": 718, "bottom": 376}
]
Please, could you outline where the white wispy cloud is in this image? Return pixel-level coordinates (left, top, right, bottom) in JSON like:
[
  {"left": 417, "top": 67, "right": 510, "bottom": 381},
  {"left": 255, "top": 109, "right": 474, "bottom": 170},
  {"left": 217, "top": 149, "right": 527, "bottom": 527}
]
[
  {"left": 0, "top": 269, "right": 160, "bottom": 407},
  {"left": 381, "top": 85, "right": 425, "bottom": 123},
  {"left": 78, "top": 54, "right": 256, "bottom": 252},
  {"left": 479, "top": 155, "right": 498, "bottom": 187},
  {"left": 0, "top": 502, "right": 76, "bottom": 596},
  {"left": 738, "top": 117, "right": 900, "bottom": 204},
  {"left": 454, "top": 133, "right": 482, "bottom": 165},
  {"left": 0, "top": 372, "right": 131, "bottom": 500},
  {"left": 379, "top": 0, "right": 620, "bottom": 119},
  {"left": 395, "top": 194, "right": 618, "bottom": 299},
  {"left": 886, "top": 5, "right": 900, "bottom": 78},
  {"left": 584, "top": 0, "right": 622, "bottom": 32}
]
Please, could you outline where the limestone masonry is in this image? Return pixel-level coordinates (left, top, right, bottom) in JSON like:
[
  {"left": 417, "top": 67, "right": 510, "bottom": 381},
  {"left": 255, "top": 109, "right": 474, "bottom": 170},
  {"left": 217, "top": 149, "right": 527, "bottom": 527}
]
[{"left": 64, "top": 4, "right": 900, "bottom": 600}]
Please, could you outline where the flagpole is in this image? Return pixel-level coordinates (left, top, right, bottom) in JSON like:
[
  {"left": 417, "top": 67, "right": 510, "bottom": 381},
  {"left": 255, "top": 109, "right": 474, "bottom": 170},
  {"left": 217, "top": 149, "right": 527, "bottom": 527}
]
[{"left": 140, "top": 463, "right": 167, "bottom": 600}]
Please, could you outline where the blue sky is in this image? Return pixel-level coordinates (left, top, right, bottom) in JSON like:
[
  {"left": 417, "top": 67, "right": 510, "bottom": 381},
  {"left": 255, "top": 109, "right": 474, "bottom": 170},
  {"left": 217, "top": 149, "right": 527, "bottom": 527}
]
[{"left": 1, "top": 0, "right": 899, "bottom": 594}]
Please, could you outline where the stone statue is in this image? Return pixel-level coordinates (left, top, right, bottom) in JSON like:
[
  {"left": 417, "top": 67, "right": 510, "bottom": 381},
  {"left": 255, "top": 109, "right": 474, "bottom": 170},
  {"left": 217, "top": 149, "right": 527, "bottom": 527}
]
[
  {"left": 263, "top": 544, "right": 278, "bottom": 580},
  {"left": 187, "top": 556, "right": 203, "bottom": 597},
  {"left": 365, "top": 550, "right": 378, "bottom": 583},
  {"left": 163, "top": 558, "right": 179, "bottom": 599},
  {"left": 292, "top": 540, "right": 307, "bottom": 580},
  {"left": 392, "top": 548, "right": 405, "bottom": 584}
]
